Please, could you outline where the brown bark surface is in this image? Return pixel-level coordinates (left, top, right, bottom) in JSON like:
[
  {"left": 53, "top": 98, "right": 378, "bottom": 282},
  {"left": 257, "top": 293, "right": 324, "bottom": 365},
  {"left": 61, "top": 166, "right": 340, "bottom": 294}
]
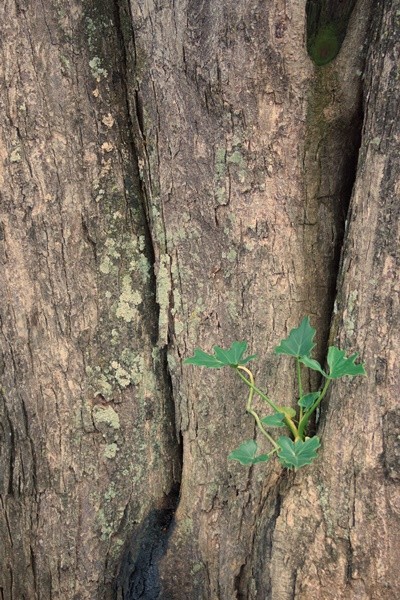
[
  {"left": 0, "top": 0, "right": 398, "bottom": 599},
  {"left": 0, "top": 2, "right": 180, "bottom": 599}
]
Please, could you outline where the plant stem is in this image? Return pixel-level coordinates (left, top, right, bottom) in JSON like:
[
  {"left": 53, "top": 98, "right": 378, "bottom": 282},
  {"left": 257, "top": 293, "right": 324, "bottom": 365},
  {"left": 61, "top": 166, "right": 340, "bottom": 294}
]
[
  {"left": 238, "top": 365, "right": 255, "bottom": 412},
  {"left": 236, "top": 366, "right": 280, "bottom": 412},
  {"left": 248, "top": 407, "right": 280, "bottom": 450},
  {"left": 297, "top": 357, "right": 304, "bottom": 422},
  {"left": 235, "top": 366, "right": 279, "bottom": 449},
  {"left": 297, "top": 377, "right": 331, "bottom": 439},
  {"left": 236, "top": 366, "right": 300, "bottom": 440}
]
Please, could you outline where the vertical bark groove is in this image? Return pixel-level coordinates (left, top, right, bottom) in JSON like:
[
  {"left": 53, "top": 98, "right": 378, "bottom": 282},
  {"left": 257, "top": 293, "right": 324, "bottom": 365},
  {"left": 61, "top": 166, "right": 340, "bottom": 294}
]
[
  {"left": 112, "top": 0, "right": 183, "bottom": 594},
  {"left": 1, "top": 1, "right": 180, "bottom": 597},
  {"left": 302, "top": 0, "right": 372, "bottom": 363}
]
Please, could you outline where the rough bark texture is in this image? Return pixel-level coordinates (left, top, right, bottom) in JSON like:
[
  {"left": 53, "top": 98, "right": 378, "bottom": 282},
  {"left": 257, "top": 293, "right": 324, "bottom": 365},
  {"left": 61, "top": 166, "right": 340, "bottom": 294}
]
[
  {"left": 0, "top": 2, "right": 180, "bottom": 599},
  {"left": 262, "top": 3, "right": 400, "bottom": 596},
  {"left": 0, "top": 0, "right": 398, "bottom": 599}
]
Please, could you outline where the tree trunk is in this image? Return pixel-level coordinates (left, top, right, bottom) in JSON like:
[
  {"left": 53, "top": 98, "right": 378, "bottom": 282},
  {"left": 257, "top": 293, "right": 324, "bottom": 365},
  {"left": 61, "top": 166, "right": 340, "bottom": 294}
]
[
  {"left": 0, "top": 0, "right": 398, "bottom": 599},
  {"left": 0, "top": 2, "right": 180, "bottom": 599}
]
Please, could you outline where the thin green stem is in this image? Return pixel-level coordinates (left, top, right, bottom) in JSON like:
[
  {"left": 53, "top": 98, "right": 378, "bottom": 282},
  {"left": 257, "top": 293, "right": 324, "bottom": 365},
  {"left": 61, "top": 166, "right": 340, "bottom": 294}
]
[
  {"left": 297, "top": 358, "right": 304, "bottom": 422},
  {"left": 236, "top": 366, "right": 300, "bottom": 440},
  {"left": 236, "top": 366, "right": 279, "bottom": 449},
  {"left": 237, "top": 365, "right": 255, "bottom": 412},
  {"left": 236, "top": 366, "right": 280, "bottom": 412},
  {"left": 247, "top": 407, "right": 280, "bottom": 450},
  {"left": 298, "top": 377, "right": 331, "bottom": 439}
]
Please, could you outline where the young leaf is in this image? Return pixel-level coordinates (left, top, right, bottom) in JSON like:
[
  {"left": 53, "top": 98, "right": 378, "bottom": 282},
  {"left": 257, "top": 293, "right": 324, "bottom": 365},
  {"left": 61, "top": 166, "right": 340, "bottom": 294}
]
[
  {"left": 279, "top": 406, "right": 297, "bottom": 418},
  {"left": 327, "top": 347, "right": 366, "bottom": 379},
  {"left": 185, "top": 341, "right": 256, "bottom": 369},
  {"left": 277, "top": 436, "right": 321, "bottom": 469},
  {"left": 275, "top": 317, "right": 316, "bottom": 358},
  {"left": 299, "top": 356, "right": 327, "bottom": 377},
  {"left": 214, "top": 341, "right": 257, "bottom": 367},
  {"left": 261, "top": 413, "right": 286, "bottom": 427},
  {"left": 228, "top": 440, "right": 269, "bottom": 465},
  {"left": 298, "top": 392, "right": 320, "bottom": 409},
  {"left": 252, "top": 454, "right": 270, "bottom": 464},
  {"left": 184, "top": 348, "right": 225, "bottom": 368}
]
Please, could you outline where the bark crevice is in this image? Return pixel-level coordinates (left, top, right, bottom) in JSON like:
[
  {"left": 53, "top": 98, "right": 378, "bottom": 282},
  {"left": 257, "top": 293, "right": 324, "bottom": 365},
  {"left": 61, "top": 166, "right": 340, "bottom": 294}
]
[
  {"left": 303, "top": 0, "right": 371, "bottom": 362},
  {"left": 112, "top": 0, "right": 183, "bottom": 595},
  {"left": 306, "top": 0, "right": 358, "bottom": 66},
  {"left": 116, "top": 483, "right": 181, "bottom": 600}
]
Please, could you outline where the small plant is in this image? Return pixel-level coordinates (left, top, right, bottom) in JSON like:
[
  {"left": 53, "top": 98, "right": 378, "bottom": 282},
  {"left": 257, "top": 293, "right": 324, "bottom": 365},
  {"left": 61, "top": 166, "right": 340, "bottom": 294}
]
[{"left": 184, "top": 317, "right": 365, "bottom": 470}]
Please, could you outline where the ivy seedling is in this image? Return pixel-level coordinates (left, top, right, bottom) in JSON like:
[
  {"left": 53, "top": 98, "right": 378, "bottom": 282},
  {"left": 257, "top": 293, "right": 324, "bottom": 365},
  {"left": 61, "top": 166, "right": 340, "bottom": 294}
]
[{"left": 184, "top": 317, "right": 366, "bottom": 470}]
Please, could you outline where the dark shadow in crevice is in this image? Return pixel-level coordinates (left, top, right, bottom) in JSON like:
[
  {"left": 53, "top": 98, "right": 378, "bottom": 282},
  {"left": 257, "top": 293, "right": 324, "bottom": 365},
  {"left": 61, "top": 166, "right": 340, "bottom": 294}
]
[
  {"left": 111, "top": 1, "right": 184, "bottom": 598},
  {"left": 326, "top": 104, "right": 364, "bottom": 304},
  {"left": 306, "top": 0, "right": 358, "bottom": 65},
  {"left": 115, "top": 484, "right": 181, "bottom": 600},
  {"left": 301, "top": 3, "right": 373, "bottom": 431}
]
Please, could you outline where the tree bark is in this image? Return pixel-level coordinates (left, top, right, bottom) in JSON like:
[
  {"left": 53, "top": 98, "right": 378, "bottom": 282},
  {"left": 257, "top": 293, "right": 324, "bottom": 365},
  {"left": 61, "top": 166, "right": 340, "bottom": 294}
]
[
  {"left": 0, "top": 0, "right": 398, "bottom": 599},
  {"left": 0, "top": 2, "right": 180, "bottom": 599}
]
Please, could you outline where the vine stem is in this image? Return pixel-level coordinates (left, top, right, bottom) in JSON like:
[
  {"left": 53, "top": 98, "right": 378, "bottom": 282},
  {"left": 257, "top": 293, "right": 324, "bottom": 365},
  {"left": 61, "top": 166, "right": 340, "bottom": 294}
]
[
  {"left": 248, "top": 407, "right": 280, "bottom": 450},
  {"left": 297, "top": 377, "right": 331, "bottom": 438},
  {"left": 236, "top": 366, "right": 281, "bottom": 413},
  {"left": 236, "top": 365, "right": 298, "bottom": 444},
  {"left": 297, "top": 358, "right": 304, "bottom": 422}
]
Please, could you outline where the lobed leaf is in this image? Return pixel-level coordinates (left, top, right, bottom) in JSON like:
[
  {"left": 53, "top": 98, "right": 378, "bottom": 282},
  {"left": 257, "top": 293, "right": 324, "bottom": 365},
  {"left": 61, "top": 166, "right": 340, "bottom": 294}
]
[
  {"left": 300, "top": 356, "right": 327, "bottom": 377},
  {"left": 275, "top": 317, "right": 316, "bottom": 358},
  {"left": 298, "top": 392, "right": 320, "bottom": 409},
  {"left": 252, "top": 454, "right": 271, "bottom": 464},
  {"left": 184, "top": 348, "right": 224, "bottom": 368},
  {"left": 228, "top": 440, "right": 269, "bottom": 465},
  {"left": 214, "top": 341, "right": 257, "bottom": 367},
  {"left": 327, "top": 347, "right": 366, "bottom": 379},
  {"left": 277, "top": 436, "right": 321, "bottom": 469},
  {"left": 184, "top": 341, "right": 256, "bottom": 369}
]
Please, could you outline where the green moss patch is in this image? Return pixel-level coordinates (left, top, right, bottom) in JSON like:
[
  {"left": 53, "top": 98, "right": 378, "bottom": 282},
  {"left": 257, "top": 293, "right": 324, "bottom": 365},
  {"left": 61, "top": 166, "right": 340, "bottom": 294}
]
[
  {"left": 306, "top": 0, "right": 358, "bottom": 67},
  {"left": 308, "top": 25, "right": 340, "bottom": 66}
]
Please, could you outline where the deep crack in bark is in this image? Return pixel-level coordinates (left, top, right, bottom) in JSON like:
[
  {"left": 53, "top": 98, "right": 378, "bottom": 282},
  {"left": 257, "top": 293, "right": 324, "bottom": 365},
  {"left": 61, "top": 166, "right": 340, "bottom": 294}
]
[{"left": 112, "top": 1, "right": 183, "bottom": 596}]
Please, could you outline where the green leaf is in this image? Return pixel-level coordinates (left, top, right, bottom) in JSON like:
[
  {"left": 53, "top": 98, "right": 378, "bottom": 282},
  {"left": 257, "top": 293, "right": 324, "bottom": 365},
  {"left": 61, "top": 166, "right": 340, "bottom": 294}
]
[
  {"left": 214, "top": 341, "right": 256, "bottom": 367},
  {"left": 277, "top": 436, "right": 321, "bottom": 469},
  {"left": 228, "top": 440, "right": 269, "bottom": 465},
  {"left": 300, "top": 356, "right": 327, "bottom": 377},
  {"left": 261, "top": 413, "right": 286, "bottom": 427},
  {"left": 253, "top": 454, "right": 270, "bottom": 464},
  {"left": 279, "top": 406, "right": 297, "bottom": 418},
  {"left": 298, "top": 392, "right": 320, "bottom": 409},
  {"left": 184, "top": 348, "right": 225, "bottom": 368},
  {"left": 184, "top": 341, "right": 256, "bottom": 369},
  {"left": 239, "top": 354, "right": 258, "bottom": 365},
  {"left": 327, "top": 346, "right": 366, "bottom": 379},
  {"left": 275, "top": 317, "right": 316, "bottom": 358}
]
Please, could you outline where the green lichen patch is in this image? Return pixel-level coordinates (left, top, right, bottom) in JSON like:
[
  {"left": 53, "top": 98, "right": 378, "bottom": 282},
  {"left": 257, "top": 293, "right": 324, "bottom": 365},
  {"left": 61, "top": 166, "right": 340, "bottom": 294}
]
[
  {"left": 116, "top": 275, "right": 142, "bottom": 323},
  {"left": 227, "top": 150, "right": 243, "bottom": 166},
  {"left": 91, "top": 372, "right": 113, "bottom": 398},
  {"left": 97, "top": 508, "right": 114, "bottom": 540},
  {"left": 215, "top": 148, "right": 227, "bottom": 178},
  {"left": 110, "top": 361, "right": 131, "bottom": 387},
  {"left": 104, "top": 443, "right": 119, "bottom": 459},
  {"left": 92, "top": 405, "right": 120, "bottom": 431},
  {"left": 89, "top": 56, "right": 108, "bottom": 81}
]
